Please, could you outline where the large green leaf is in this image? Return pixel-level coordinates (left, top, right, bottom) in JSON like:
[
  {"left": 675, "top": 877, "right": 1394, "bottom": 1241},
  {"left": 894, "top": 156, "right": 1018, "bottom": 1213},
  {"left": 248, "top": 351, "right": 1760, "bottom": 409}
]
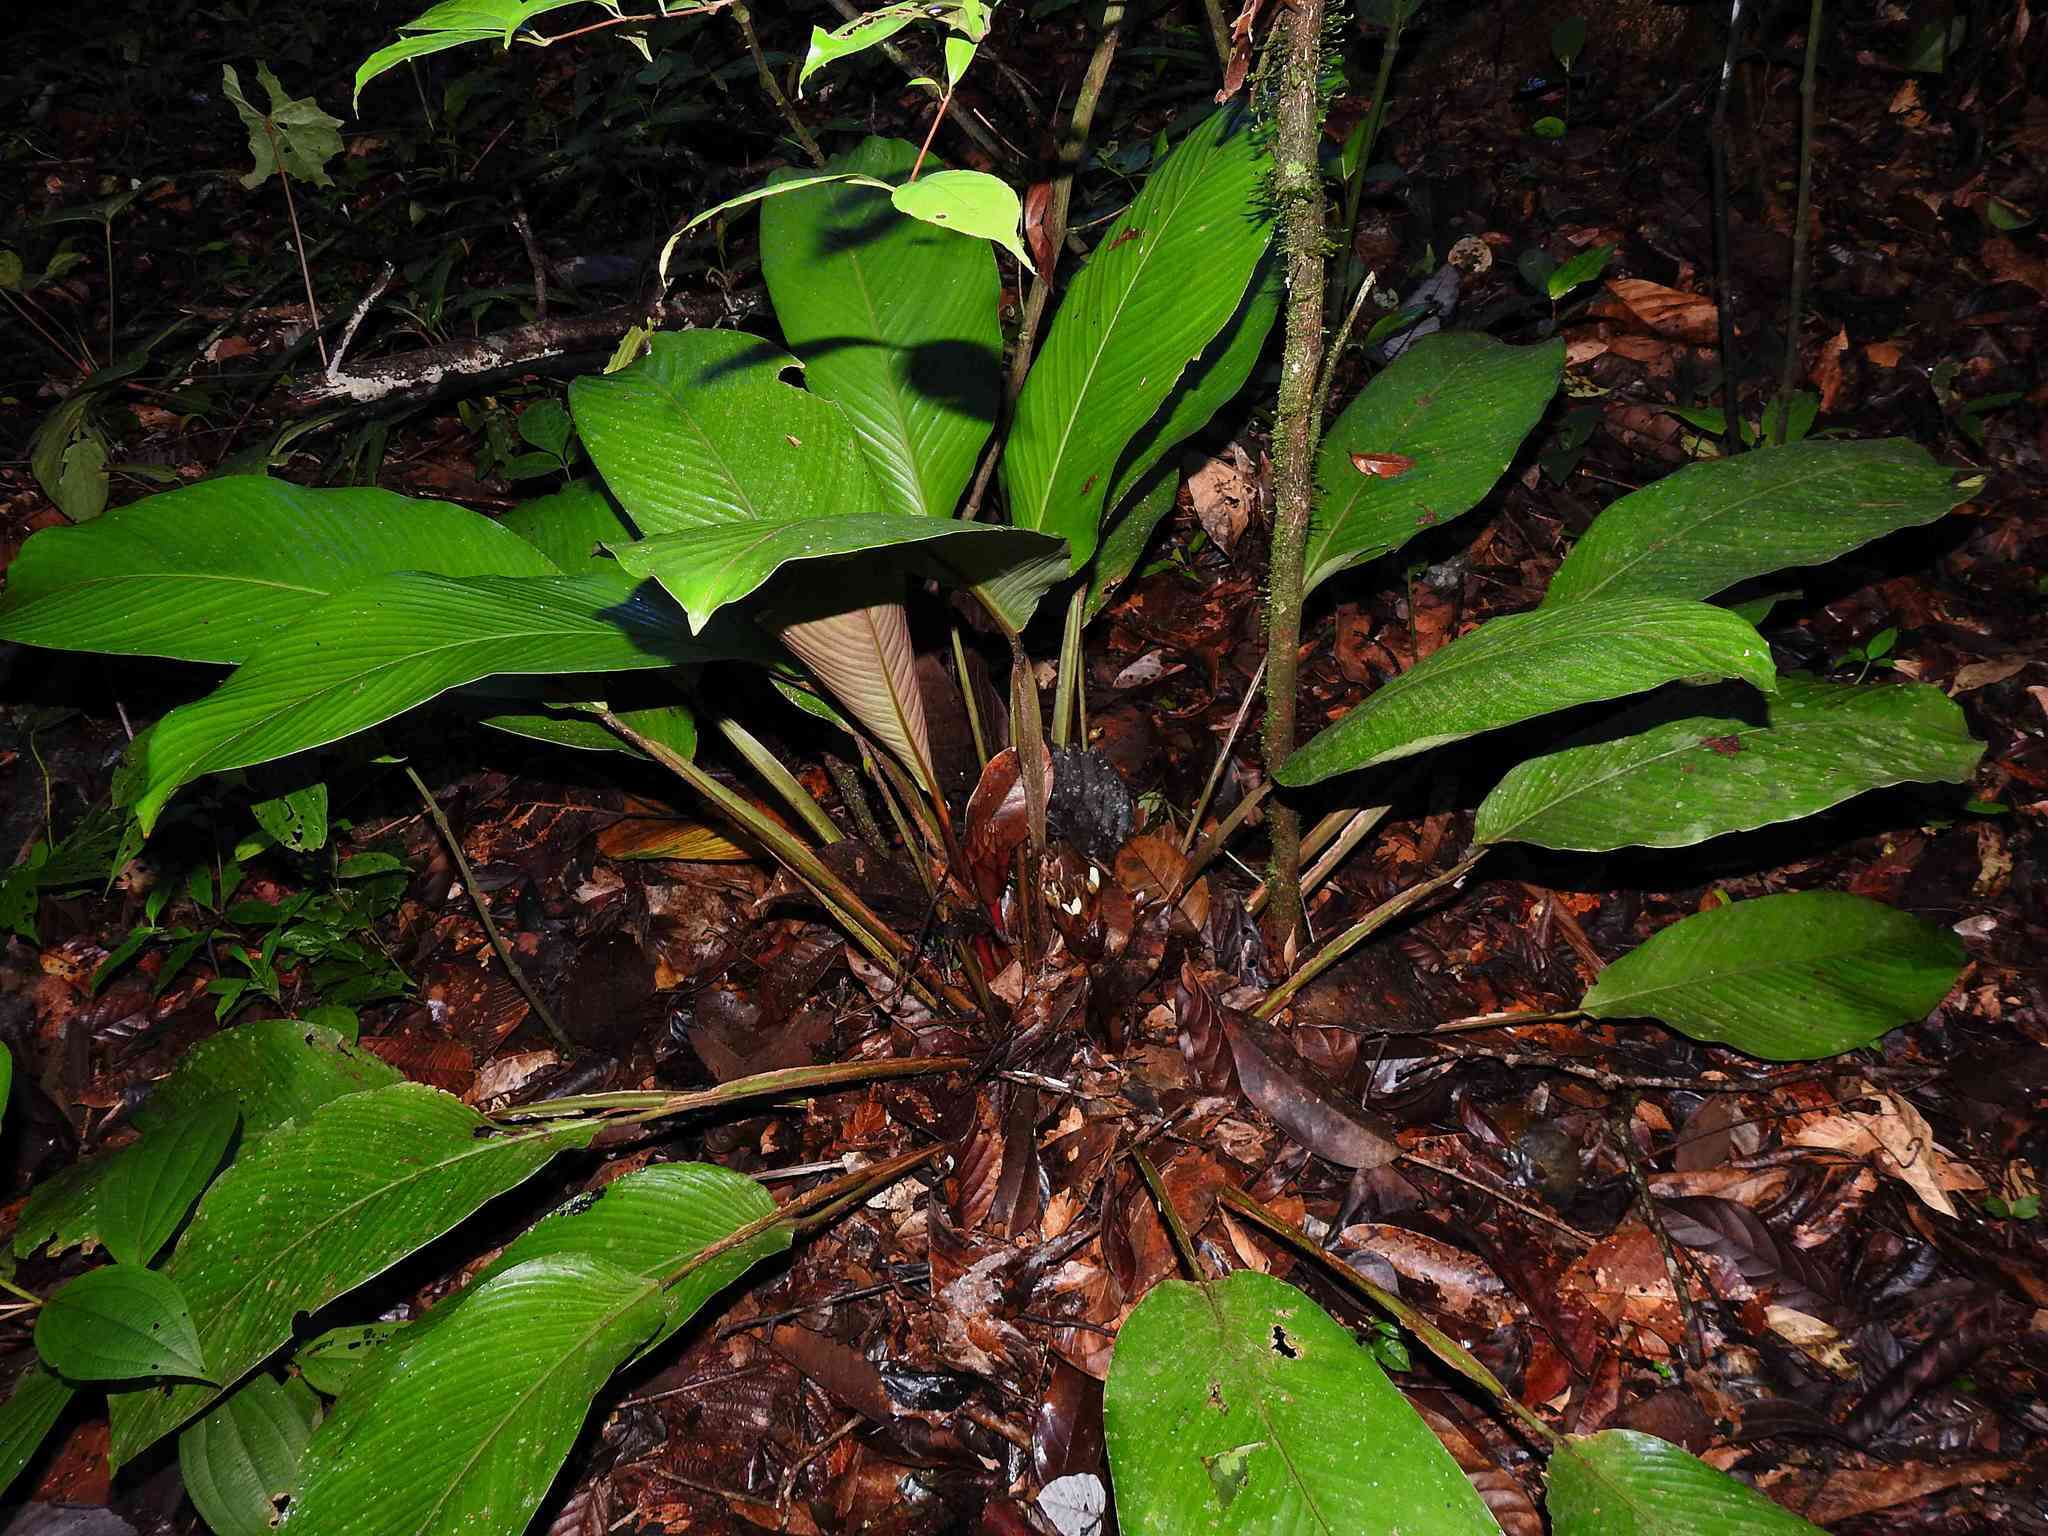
[
  {"left": 0, "top": 478, "right": 557, "bottom": 664},
  {"left": 98, "top": 1097, "right": 239, "bottom": 1267},
  {"left": 1580, "top": 891, "right": 1966, "bottom": 1060},
  {"left": 1474, "top": 677, "right": 1984, "bottom": 851},
  {"left": 0, "top": 1366, "right": 73, "bottom": 1498},
  {"left": 494, "top": 478, "right": 636, "bottom": 574},
  {"left": 35, "top": 1264, "right": 213, "bottom": 1383},
  {"left": 17, "top": 1020, "right": 397, "bottom": 1262},
  {"left": 1548, "top": 1429, "right": 1821, "bottom": 1534},
  {"left": 280, "top": 1257, "right": 663, "bottom": 1536},
  {"left": 1104, "top": 1270, "right": 1497, "bottom": 1534},
  {"left": 762, "top": 137, "right": 1001, "bottom": 521},
  {"left": 107, "top": 1082, "right": 594, "bottom": 1465},
  {"left": 575, "top": 331, "right": 1050, "bottom": 630},
  {"left": 770, "top": 594, "right": 939, "bottom": 798},
  {"left": 1544, "top": 440, "right": 1973, "bottom": 607},
  {"left": 1004, "top": 106, "right": 1273, "bottom": 570},
  {"left": 179, "top": 1374, "right": 321, "bottom": 1536},
  {"left": 1305, "top": 332, "right": 1563, "bottom": 594},
  {"left": 1278, "top": 599, "right": 1777, "bottom": 786},
  {"left": 127, "top": 572, "right": 710, "bottom": 831}
]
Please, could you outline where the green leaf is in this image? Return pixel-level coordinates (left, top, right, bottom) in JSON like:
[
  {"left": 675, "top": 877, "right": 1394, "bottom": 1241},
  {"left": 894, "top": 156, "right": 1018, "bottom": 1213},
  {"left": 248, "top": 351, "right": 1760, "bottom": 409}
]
[
  {"left": 0, "top": 478, "right": 557, "bottom": 664},
  {"left": 1004, "top": 106, "right": 1273, "bottom": 571},
  {"left": 1474, "top": 677, "right": 1985, "bottom": 851},
  {"left": 54, "top": 433, "right": 109, "bottom": 522},
  {"left": 1581, "top": 891, "right": 1966, "bottom": 1061},
  {"left": 179, "top": 1374, "right": 322, "bottom": 1536},
  {"left": 769, "top": 593, "right": 941, "bottom": 797},
  {"left": 494, "top": 479, "right": 637, "bottom": 573},
  {"left": 107, "top": 1082, "right": 594, "bottom": 1465},
  {"left": 99, "top": 1097, "right": 240, "bottom": 1268},
  {"left": 890, "top": 171, "right": 1031, "bottom": 268},
  {"left": 251, "top": 781, "right": 328, "bottom": 853},
  {"left": 516, "top": 399, "right": 572, "bottom": 458},
  {"left": 1545, "top": 440, "right": 1973, "bottom": 607},
  {"left": 1551, "top": 15, "right": 1587, "bottom": 66},
  {"left": 354, "top": 0, "right": 593, "bottom": 103},
  {"left": 1279, "top": 598, "right": 1777, "bottom": 786},
  {"left": 1084, "top": 464, "right": 1180, "bottom": 623},
  {"left": 1546, "top": 241, "right": 1611, "bottom": 297},
  {"left": 37, "top": 1264, "right": 214, "bottom": 1383},
  {"left": 281, "top": 1258, "right": 663, "bottom": 1536},
  {"left": 1305, "top": 332, "right": 1563, "bottom": 593},
  {"left": 761, "top": 139, "right": 1001, "bottom": 521},
  {"left": 0, "top": 1367, "right": 73, "bottom": 1499},
  {"left": 0, "top": 1043, "right": 9, "bottom": 1140},
  {"left": 798, "top": 1, "right": 988, "bottom": 93},
  {"left": 1548, "top": 1429, "right": 1822, "bottom": 1534},
  {"left": 576, "top": 332, "right": 1052, "bottom": 630},
  {"left": 472, "top": 1162, "right": 786, "bottom": 1358},
  {"left": 481, "top": 697, "right": 698, "bottom": 759},
  {"left": 223, "top": 65, "right": 343, "bottom": 189},
  {"left": 127, "top": 572, "right": 713, "bottom": 831},
  {"left": 1104, "top": 1270, "right": 1497, "bottom": 1534},
  {"left": 293, "top": 1323, "right": 403, "bottom": 1396}
]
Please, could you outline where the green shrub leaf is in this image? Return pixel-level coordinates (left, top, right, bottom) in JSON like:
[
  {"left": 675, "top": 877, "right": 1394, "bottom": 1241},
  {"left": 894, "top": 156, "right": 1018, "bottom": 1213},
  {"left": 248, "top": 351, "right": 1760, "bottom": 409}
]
[
  {"left": 37, "top": 1264, "right": 214, "bottom": 1383},
  {"left": 0, "top": 1367, "right": 73, "bottom": 1499},
  {"left": 127, "top": 572, "right": 713, "bottom": 831},
  {"left": 495, "top": 479, "right": 637, "bottom": 574},
  {"left": 354, "top": 0, "right": 593, "bottom": 103},
  {"left": 1004, "top": 106, "right": 1273, "bottom": 571},
  {"left": 1306, "top": 332, "right": 1564, "bottom": 594},
  {"left": 1279, "top": 598, "right": 1776, "bottom": 786},
  {"left": 761, "top": 138, "right": 1001, "bottom": 521},
  {"left": 99, "top": 1096, "right": 239, "bottom": 1268},
  {"left": 0, "top": 478, "right": 557, "bottom": 664},
  {"left": 1085, "top": 465, "right": 1180, "bottom": 623},
  {"left": 107, "top": 1082, "right": 594, "bottom": 1466},
  {"left": 293, "top": 1323, "right": 403, "bottom": 1397},
  {"left": 890, "top": 171, "right": 1031, "bottom": 269},
  {"left": 1545, "top": 440, "right": 1974, "bottom": 607},
  {"left": 179, "top": 1374, "right": 321, "bottom": 1536},
  {"left": 280, "top": 1256, "right": 663, "bottom": 1536},
  {"left": 1580, "top": 891, "right": 1967, "bottom": 1060},
  {"left": 1475, "top": 677, "right": 1984, "bottom": 850},
  {"left": 1548, "top": 1429, "right": 1822, "bottom": 1534},
  {"left": 1104, "top": 1270, "right": 1497, "bottom": 1534}
]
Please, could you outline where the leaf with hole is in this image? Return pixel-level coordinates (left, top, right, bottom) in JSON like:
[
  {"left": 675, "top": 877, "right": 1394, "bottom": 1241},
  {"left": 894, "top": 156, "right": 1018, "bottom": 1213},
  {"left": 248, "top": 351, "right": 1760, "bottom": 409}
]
[
  {"left": 1104, "top": 1270, "right": 1497, "bottom": 1534},
  {"left": 1581, "top": 891, "right": 1967, "bottom": 1061},
  {"left": 0, "top": 478, "right": 557, "bottom": 665},
  {"left": 1544, "top": 440, "right": 1973, "bottom": 607},
  {"left": 1474, "top": 677, "right": 1984, "bottom": 851},
  {"left": 1279, "top": 599, "right": 1776, "bottom": 786},
  {"left": 1306, "top": 332, "right": 1563, "bottom": 594},
  {"left": 1547, "top": 1429, "right": 1821, "bottom": 1534},
  {"left": 106, "top": 1082, "right": 595, "bottom": 1466},
  {"left": 179, "top": 1373, "right": 321, "bottom": 1536},
  {"left": 37, "top": 1264, "right": 214, "bottom": 1384},
  {"left": 1004, "top": 106, "right": 1273, "bottom": 572}
]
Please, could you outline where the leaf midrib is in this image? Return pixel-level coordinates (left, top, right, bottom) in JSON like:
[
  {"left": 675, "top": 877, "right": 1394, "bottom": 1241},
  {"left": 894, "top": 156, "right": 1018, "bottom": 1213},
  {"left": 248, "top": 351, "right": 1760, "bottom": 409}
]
[{"left": 1199, "top": 1279, "right": 1340, "bottom": 1536}]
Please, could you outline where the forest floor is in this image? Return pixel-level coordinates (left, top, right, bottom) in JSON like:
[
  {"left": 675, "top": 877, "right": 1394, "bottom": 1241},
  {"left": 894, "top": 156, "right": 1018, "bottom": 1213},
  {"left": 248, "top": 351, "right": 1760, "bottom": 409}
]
[{"left": 0, "top": 1, "right": 2044, "bottom": 1532}]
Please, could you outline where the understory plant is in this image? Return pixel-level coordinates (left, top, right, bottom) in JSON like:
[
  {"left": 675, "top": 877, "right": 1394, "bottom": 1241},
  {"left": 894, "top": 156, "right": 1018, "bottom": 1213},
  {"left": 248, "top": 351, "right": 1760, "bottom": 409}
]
[{"left": 0, "top": 1, "right": 1994, "bottom": 1533}]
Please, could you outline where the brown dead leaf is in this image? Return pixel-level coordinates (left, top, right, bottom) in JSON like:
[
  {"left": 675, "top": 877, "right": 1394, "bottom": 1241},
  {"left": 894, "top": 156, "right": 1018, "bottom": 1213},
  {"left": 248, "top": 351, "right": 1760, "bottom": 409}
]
[
  {"left": 1187, "top": 449, "right": 1257, "bottom": 552},
  {"left": 1813, "top": 325, "right": 1850, "bottom": 413},
  {"left": 1791, "top": 1089, "right": 1985, "bottom": 1217},
  {"left": 1598, "top": 278, "right": 1720, "bottom": 345}
]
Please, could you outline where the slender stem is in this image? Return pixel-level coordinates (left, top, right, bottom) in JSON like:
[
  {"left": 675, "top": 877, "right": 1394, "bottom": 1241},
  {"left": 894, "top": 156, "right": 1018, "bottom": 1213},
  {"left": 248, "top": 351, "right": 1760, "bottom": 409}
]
[
  {"left": 1330, "top": 1, "right": 1404, "bottom": 328},
  {"left": 102, "top": 220, "right": 115, "bottom": 364},
  {"left": 1247, "top": 802, "right": 1387, "bottom": 917},
  {"left": 1051, "top": 586, "right": 1086, "bottom": 749},
  {"left": 534, "top": 2, "right": 734, "bottom": 47},
  {"left": 1259, "top": 0, "right": 1331, "bottom": 952},
  {"left": 1710, "top": 0, "right": 1747, "bottom": 454},
  {"left": 824, "top": 753, "right": 888, "bottom": 847},
  {"left": 499, "top": 1055, "right": 970, "bottom": 1121},
  {"left": 1309, "top": 270, "right": 1376, "bottom": 430},
  {"left": 819, "top": 0, "right": 1012, "bottom": 168},
  {"left": 1200, "top": 0, "right": 1232, "bottom": 77},
  {"left": 1182, "top": 657, "right": 1265, "bottom": 855},
  {"left": 1773, "top": 0, "right": 1823, "bottom": 446},
  {"left": 1132, "top": 1148, "right": 1205, "bottom": 1279},
  {"left": 1176, "top": 778, "right": 1271, "bottom": 898},
  {"left": 951, "top": 628, "right": 991, "bottom": 768},
  {"left": 1257, "top": 850, "right": 1484, "bottom": 1017},
  {"left": 909, "top": 83, "right": 953, "bottom": 181},
  {"left": 404, "top": 765, "right": 573, "bottom": 1054},
  {"left": 263, "top": 132, "right": 328, "bottom": 370},
  {"left": 732, "top": 2, "right": 824, "bottom": 168},
  {"left": 1004, "top": 0, "right": 1127, "bottom": 406},
  {"left": 716, "top": 717, "right": 842, "bottom": 845}
]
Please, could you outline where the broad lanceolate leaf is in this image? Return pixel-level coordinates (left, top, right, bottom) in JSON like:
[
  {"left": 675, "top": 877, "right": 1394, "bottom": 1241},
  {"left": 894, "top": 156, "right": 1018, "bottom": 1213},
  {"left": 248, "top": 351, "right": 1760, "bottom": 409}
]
[
  {"left": 36, "top": 1264, "right": 213, "bottom": 1383},
  {"left": 1278, "top": 599, "right": 1777, "bottom": 786},
  {"left": 16, "top": 1021, "right": 396, "bottom": 1263},
  {"left": 128, "top": 572, "right": 711, "bottom": 831},
  {"left": 575, "top": 331, "right": 1054, "bottom": 630},
  {"left": 1474, "top": 677, "right": 1984, "bottom": 851},
  {"left": 99, "top": 1097, "right": 239, "bottom": 1268},
  {"left": 1544, "top": 439, "right": 1973, "bottom": 607},
  {"left": 108, "top": 1083, "right": 595, "bottom": 1465},
  {"left": 1305, "top": 332, "right": 1564, "bottom": 594},
  {"left": 1581, "top": 891, "right": 1966, "bottom": 1061},
  {"left": 494, "top": 478, "right": 636, "bottom": 574},
  {"left": 354, "top": 0, "right": 596, "bottom": 102},
  {"left": 0, "top": 1367, "right": 73, "bottom": 1498},
  {"left": 179, "top": 1374, "right": 321, "bottom": 1536},
  {"left": 761, "top": 138, "right": 1001, "bottom": 521},
  {"left": 773, "top": 598, "right": 938, "bottom": 799},
  {"left": 1104, "top": 1270, "right": 1497, "bottom": 1534},
  {"left": 281, "top": 1257, "right": 663, "bottom": 1536},
  {"left": 1548, "top": 1429, "right": 1822, "bottom": 1534},
  {"left": 480, "top": 696, "right": 698, "bottom": 759},
  {"left": 0, "top": 478, "right": 557, "bottom": 664},
  {"left": 1004, "top": 107, "right": 1273, "bottom": 571}
]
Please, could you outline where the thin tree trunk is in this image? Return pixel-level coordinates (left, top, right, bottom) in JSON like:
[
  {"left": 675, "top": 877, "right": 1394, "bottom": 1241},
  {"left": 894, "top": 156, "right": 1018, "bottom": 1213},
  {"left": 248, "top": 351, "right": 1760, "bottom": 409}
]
[{"left": 1260, "top": 0, "right": 1330, "bottom": 957}]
